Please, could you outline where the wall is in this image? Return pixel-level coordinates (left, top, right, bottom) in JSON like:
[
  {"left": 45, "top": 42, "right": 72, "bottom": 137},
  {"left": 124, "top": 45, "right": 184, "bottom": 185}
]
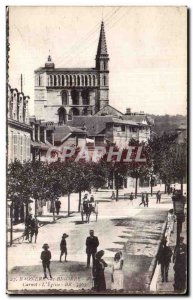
[{"left": 8, "top": 125, "right": 31, "bottom": 164}]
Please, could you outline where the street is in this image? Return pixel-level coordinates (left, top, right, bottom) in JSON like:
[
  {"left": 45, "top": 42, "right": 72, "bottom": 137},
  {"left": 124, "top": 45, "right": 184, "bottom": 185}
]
[{"left": 8, "top": 188, "right": 174, "bottom": 293}]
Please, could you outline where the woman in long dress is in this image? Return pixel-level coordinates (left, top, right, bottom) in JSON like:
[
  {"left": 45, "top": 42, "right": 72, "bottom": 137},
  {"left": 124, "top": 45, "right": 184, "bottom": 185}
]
[
  {"left": 93, "top": 250, "right": 108, "bottom": 292},
  {"left": 111, "top": 252, "right": 124, "bottom": 291}
]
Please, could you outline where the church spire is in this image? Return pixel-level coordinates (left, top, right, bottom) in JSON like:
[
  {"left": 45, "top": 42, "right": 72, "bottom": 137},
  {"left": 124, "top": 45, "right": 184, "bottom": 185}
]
[{"left": 96, "top": 21, "right": 108, "bottom": 57}]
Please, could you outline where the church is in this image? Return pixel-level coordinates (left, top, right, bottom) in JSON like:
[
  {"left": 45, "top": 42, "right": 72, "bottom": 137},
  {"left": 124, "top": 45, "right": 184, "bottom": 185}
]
[
  {"left": 33, "top": 21, "right": 152, "bottom": 153},
  {"left": 34, "top": 21, "right": 109, "bottom": 124}
]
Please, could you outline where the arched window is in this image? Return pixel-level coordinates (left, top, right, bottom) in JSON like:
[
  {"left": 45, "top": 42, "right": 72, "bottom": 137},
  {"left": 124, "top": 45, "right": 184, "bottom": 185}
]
[
  {"left": 81, "top": 75, "right": 84, "bottom": 86},
  {"left": 103, "top": 75, "right": 106, "bottom": 86},
  {"left": 70, "top": 75, "right": 73, "bottom": 86},
  {"left": 61, "top": 75, "right": 65, "bottom": 86},
  {"left": 69, "top": 107, "right": 80, "bottom": 118},
  {"left": 66, "top": 75, "right": 69, "bottom": 86},
  {"left": 82, "top": 107, "right": 88, "bottom": 115},
  {"left": 39, "top": 75, "right": 41, "bottom": 86},
  {"left": 61, "top": 90, "right": 68, "bottom": 106},
  {"left": 50, "top": 75, "right": 53, "bottom": 86},
  {"left": 73, "top": 75, "right": 76, "bottom": 86},
  {"left": 82, "top": 89, "right": 89, "bottom": 105},
  {"left": 58, "top": 75, "right": 61, "bottom": 86},
  {"left": 85, "top": 75, "right": 88, "bottom": 86},
  {"left": 58, "top": 107, "right": 67, "bottom": 125},
  {"left": 54, "top": 75, "right": 57, "bottom": 86},
  {"left": 103, "top": 61, "right": 106, "bottom": 70},
  {"left": 77, "top": 75, "right": 80, "bottom": 86},
  {"left": 89, "top": 75, "right": 92, "bottom": 86},
  {"left": 71, "top": 89, "right": 79, "bottom": 105},
  {"left": 47, "top": 76, "right": 50, "bottom": 86},
  {"left": 93, "top": 75, "right": 96, "bottom": 86}
]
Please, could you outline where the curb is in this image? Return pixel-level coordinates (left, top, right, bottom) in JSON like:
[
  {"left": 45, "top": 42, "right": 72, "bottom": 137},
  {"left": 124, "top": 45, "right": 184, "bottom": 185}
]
[{"left": 148, "top": 212, "right": 169, "bottom": 291}]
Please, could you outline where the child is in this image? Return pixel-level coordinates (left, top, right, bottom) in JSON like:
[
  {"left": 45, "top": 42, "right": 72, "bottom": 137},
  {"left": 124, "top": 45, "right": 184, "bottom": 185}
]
[{"left": 41, "top": 243, "right": 52, "bottom": 279}]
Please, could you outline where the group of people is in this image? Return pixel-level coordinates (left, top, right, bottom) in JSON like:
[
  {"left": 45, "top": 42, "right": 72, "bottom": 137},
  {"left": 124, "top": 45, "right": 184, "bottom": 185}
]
[
  {"left": 139, "top": 192, "right": 149, "bottom": 207},
  {"left": 23, "top": 214, "right": 39, "bottom": 243},
  {"left": 40, "top": 229, "right": 124, "bottom": 291},
  {"left": 157, "top": 235, "right": 186, "bottom": 288}
]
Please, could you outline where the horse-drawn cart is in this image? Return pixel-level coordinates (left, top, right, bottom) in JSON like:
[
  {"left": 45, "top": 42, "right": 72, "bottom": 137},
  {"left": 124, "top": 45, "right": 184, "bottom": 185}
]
[{"left": 80, "top": 201, "right": 98, "bottom": 223}]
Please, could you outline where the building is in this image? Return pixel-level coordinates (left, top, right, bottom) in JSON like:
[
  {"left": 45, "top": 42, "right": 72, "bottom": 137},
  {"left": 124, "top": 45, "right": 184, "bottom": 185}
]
[
  {"left": 34, "top": 21, "right": 109, "bottom": 123},
  {"left": 7, "top": 85, "right": 31, "bottom": 164}
]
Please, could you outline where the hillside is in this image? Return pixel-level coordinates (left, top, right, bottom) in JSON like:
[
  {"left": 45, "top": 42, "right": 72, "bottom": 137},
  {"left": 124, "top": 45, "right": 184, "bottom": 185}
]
[{"left": 148, "top": 114, "right": 187, "bottom": 136}]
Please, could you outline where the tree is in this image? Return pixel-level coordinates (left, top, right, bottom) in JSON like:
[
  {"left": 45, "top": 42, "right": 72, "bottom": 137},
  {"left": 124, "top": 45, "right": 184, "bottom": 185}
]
[{"left": 7, "top": 160, "right": 24, "bottom": 245}]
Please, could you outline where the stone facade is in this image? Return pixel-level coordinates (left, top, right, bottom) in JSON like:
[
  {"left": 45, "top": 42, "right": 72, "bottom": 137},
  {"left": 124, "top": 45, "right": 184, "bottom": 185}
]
[
  {"left": 34, "top": 22, "right": 109, "bottom": 124},
  {"left": 7, "top": 85, "right": 31, "bottom": 163}
]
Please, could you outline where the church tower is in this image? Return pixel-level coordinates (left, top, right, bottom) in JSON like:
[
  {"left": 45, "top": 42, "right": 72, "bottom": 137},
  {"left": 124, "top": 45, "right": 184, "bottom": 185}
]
[{"left": 96, "top": 21, "right": 109, "bottom": 110}]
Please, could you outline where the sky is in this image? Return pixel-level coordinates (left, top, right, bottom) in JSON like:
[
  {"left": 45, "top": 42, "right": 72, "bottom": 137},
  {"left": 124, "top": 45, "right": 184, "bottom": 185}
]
[{"left": 8, "top": 6, "right": 187, "bottom": 116}]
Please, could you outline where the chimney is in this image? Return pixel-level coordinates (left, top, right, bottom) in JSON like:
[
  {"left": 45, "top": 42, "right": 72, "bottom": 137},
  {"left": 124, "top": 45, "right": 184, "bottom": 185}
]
[{"left": 126, "top": 108, "right": 131, "bottom": 115}]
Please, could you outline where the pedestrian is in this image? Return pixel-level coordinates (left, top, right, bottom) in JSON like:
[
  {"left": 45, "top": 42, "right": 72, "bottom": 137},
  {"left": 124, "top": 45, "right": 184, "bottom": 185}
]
[
  {"left": 90, "top": 194, "right": 95, "bottom": 203},
  {"left": 92, "top": 250, "right": 108, "bottom": 292},
  {"left": 157, "top": 238, "right": 172, "bottom": 282},
  {"left": 111, "top": 191, "right": 115, "bottom": 200},
  {"left": 60, "top": 233, "right": 69, "bottom": 262},
  {"left": 23, "top": 214, "right": 32, "bottom": 242},
  {"left": 173, "top": 237, "right": 186, "bottom": 292},
  {"left": 55, "top": 199, "right": 61, "bottom": 215},
  {"left": 30, "top": 217, "right": 39, "bottom": 243},
  {"left": 40, "top": 243, "right": 52, "bottom": 279},
  {"left": 111, "top": 251, "right": 124, "bottom": 291},
  {"left": 156, "top": 190, "right": 161, "bottom": 203},
  {"left": 129, "top": 192, "right": 134, "bottom": 205},
  {"left": 86, "top": 230, "right": 99, "bottom": 268},
  {"left": 145, "top": 192, "right": 149, "bottom": 207},
  {"left": 139, "top": 192, "right": 145, "bottom": 207}
]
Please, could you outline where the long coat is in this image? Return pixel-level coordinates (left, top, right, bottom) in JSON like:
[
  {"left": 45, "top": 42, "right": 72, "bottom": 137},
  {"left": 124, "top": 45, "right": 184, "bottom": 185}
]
[
  {"left": 93, "top": 259, "right": 107, "bottom": 291},
  {"left": 86, "top": 236, "right": 99, "bottom": 254}
]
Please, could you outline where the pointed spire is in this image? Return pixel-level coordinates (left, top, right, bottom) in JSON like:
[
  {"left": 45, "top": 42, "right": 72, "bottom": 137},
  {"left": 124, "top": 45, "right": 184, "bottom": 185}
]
[{"left": 96, "top": 21, "right": 108, "bottom": 57}]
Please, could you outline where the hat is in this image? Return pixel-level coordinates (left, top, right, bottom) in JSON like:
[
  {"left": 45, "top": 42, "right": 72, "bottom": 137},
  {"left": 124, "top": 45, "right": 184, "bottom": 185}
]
[
  {"left": 95, "top": 250, "right": 104, "bottom": 259},
  {"left": 42, "top": 243, "right": 49, "bottom": 249},
  {"left": 62, "top": 233, "right": 69, "bottom": 238}
]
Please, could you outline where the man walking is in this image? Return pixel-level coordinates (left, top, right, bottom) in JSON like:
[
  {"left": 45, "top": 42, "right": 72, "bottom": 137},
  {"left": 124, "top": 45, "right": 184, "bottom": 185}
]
[
  {"left": 86, "top": 230, "right": 99, "bottom": 268},
  {"left": 55, "top": 199, "right": 61, "bottom": 215},
  {"left": 139, "top": 192, "right": 145, "bottom": 207},
  {"left": 60, "top": 233, "right": 69, "bottom": 262},
  {"left": 145, "top": 192, "right": 149, "bottom": 207},
  {"left": 156, "top": 190, "right": 161, "bottom": 203},
  {"left": 157, "top": 238, "right": 172, "bottom": 282}
]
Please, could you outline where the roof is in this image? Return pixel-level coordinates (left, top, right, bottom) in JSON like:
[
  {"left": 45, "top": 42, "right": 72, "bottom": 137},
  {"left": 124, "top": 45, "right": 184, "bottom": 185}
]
[
  {"left": 67, "top": 115, "right": 139, "bottom": 136},
  {"left": 96, "top": 21, "right": 108, "bottom": 57},
  {"left": 122, "top": 114, "right": 152, "bottom": 125},
  {"left": 34, "top": 67, "right": 97, "bottom": 73},
  {"left": 67, "top": 116, "right": 111, "bottom": 136},
  {"left": 107, "top": 118, "right": 138, "bottom": 126},
  {"left": 54, "top": 125, "right": 86, "bottom": 143},
  {"left": 94, "top": 104, "right": 123, "bottom": 117}
]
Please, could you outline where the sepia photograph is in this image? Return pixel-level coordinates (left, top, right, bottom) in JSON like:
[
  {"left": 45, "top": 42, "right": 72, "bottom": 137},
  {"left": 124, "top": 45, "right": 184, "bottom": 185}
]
[{"left": 6, "top": 6, "right": 187, "bottom": 295}]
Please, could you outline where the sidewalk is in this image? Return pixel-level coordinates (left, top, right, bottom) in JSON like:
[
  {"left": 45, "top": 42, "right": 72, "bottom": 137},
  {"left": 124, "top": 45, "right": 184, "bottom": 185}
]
[
  {"left": 156, "top": 209, "right": 187, "bottom": 293},
  {"left": 7, "top": 212, "right": 74, "bottom": 245}
]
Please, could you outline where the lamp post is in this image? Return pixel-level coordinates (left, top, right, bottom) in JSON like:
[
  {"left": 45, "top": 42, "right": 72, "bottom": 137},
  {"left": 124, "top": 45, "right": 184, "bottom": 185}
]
[{"left": 172, "top": 190, "right": 185, "bottom": 246}]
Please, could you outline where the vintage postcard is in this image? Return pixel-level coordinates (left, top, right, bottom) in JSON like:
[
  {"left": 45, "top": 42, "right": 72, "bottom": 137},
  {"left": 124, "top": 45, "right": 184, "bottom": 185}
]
[{"left": 7, "top": 6, "right": 187, "bottom": 295}]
